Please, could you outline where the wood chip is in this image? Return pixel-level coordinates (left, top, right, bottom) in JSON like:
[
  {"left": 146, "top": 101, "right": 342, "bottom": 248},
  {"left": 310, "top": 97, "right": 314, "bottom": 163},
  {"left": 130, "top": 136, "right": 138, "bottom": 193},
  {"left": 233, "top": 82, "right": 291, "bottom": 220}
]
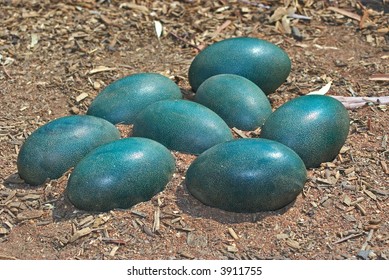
[
  {"left": 286, "top": 239, "right": 300, "bottom": 249},
  {"left": 109, "top": 246, "right": 119, "bottom": 257},
  {"left": 130, "top": 210, "right": 148, "bottom": 218},
  {"left": 75, "top": 92, "right": 88, "bottom": 103},
  {"left": 316, "top": 178, "right": 333, "bottom": 185},
  {"left": 89, "top": 66, "right": 116, "bottom": 74},
  {"left": 179, "top": 227, "right": 195, "bottom": 232},
  {"left": 162, "top": 221, "right": 194, "bottom": 232},
  {"left": 350, "top": 197, "right": 365, "bottom": 206},
  {"left": 19, "top": 194, "right": 41, "bottom": 201},
  {"left": 92, "top": 215, "right": 110, "bottom": 228},
  {"left": 361, "top": 229, "right": 375, "bottom": 251},
  {"left": 142, "top": 225, "right": 154, "bottom": 237},
  {"left": 369, "top": 218, "right": 381, "bottom": 225},
  {"left": 0, "top": 255, "right": 17, "bottom": 260},
  {"left": 380, "top": 160, "right": 388, "bottom": 174},
  {"left": 228, "top": 227, "right": 239, "bottom": 240},
  {"left": 359, "top": 9, "right": 370, "bottom": 29},
  {"left": 212, "top": 20, "right": 232, "bottom": 38},
  {"left": 16, "top": 210, "right": 44, "bottom": 221},
  {"left": 276, "top": 233, "right": 289, "bottom": 240},
  {"left": 187, "top": 232, "right": 208, "bottom": 247},
  {"left": 343, "top": 195, "right": 352, "bottom": 206},
  {"left": 232, "top": 127, "right": 248, "bottom": 138},
  {"left": 69, "top": 227, "right": 92, "bottom": 243},
  {"left": 369, "top": 74, "right": 389, "bottom": 81},
  {"left": 3, "top": 190, "right": 16, "bottom": 203},
  {"left": 102, "top": 238, "right": 127, "bottom": 245},
  {"left": 171, "top": 217, "right": 182, "bottom": 224},
  {"left": 355, "top": 203, "right": 367, "bottom": 216},
  {"left": 340, "top": 146, "right": 350, "bottom": 153},
  {"left": 100, "top": 14, "right": 112, "bottom": 25},
  {"left": 364, "top": 224, "right": 380, "bottom": 231},
  {"left": 343, "top": 214, "right": 357, "bottom": 222},
  {"left": 0, "top": 227, "right": 9, "bottom": 235},
  {"left": 78, "top": 215, "right": 94, "bottom": 227},
  {"left": 327, "top": 7, "right": 361, "bottom": 21},
  {"left": 369, "top": 188, "right": 389, "bottom": 196},
  {"left": 227, "top": 245, "right": 238, "bottom": 253},
  {"left": 119, "top": 3, "right": 149, "bottom": 13},
  {"left": 333, "top": 232, "right": 364, "bottom": 244},
  {"left": 178, "top": 250, "right": 195, "bottom": 259},
  {"left": 70, "top": 106, "right": 80, "bottom": 115},
  {"left": 344, "top": 166, "right": 355, "bottom": 175},
  {"left": 364, "top": 189, "right": 377, "bottom": 201},
  {"left": 152, "top": 207, "right": 160, "bottom": 233}
]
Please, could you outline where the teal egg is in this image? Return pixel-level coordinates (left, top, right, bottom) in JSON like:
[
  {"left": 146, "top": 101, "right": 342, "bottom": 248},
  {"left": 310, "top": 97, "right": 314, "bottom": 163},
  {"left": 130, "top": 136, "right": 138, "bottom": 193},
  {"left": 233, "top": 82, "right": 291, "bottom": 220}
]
[
  {"left": 188, "top": 37, "right": 291, "bottom": 95},
  {"left": 17, "top": 115, "right": 121, "bottom": 186},
  {"left": 132, "top": 99, "right": 233, "bottom": 155},
  {"left": 185, "top": 138, "right": 307, "bottom": 213},
  {"left": 66, "top": 137, "right": 175, "bottom": 212},
  {"left": 261, "top": 95, "right": 350, "bottom": 168},
  {"left": 87, "top": 73, "right": 182, "bottom": 124},
  {"left": 194, "top": 74, "right": 272, "bottom": 131}
]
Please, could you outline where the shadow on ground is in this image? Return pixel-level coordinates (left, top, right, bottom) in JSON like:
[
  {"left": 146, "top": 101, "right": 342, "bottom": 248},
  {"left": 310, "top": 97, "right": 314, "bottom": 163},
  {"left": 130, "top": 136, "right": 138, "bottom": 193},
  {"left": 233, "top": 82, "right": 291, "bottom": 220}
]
[{"left": 174, "top": 180, "right": 296, "bottom": 224}]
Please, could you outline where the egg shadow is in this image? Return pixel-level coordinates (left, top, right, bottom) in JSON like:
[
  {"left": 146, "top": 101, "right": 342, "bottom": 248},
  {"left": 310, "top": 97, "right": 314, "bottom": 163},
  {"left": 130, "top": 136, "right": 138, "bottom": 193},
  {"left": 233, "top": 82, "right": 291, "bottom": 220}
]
[
  {"left": 175, "top": 179, "right": 296, "bottom": 224},
  {"left": 51, "top": 192, "right": 89, "bottom": 222},
  {"left": 3, "top": 172, "right": 42, "bottom": 190}
]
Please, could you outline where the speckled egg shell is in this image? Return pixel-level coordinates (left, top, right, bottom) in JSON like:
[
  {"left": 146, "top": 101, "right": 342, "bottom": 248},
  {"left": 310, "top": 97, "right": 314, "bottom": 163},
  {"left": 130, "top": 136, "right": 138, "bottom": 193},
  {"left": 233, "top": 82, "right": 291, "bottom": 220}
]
[
  {"left": 132, "top": 99, "right": 233, "bottom": 155},
  {"left": 66, "top": 137, "right": 176, "bottom": 212},
  {"left": 87, "top": 73, "right": 182, "bottom": 124},
  {"left": 17, "top": 115, "right": 121, "bottom": 186},
  {"left": 194, "top": 74, "right": 272, "bottom": 131},
  {"left": 188, "top": 37, "right": 291, "bottom": 95},
  {"left": 261, "top": 95, "right": 350, "bottom": 168},
  {"left": 185, "top": 138, "right": 307, "bottom": 213}
]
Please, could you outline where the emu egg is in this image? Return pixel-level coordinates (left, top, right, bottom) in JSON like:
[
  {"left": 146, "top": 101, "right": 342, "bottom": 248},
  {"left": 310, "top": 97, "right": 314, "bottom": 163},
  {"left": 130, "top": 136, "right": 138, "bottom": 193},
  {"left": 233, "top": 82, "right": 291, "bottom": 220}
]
[
  {"left": 188, "top": 37, "right": 291, "bottom": 95},
  {"left": 261, "top": 95, "right": 350, "bottom": 168},
  {"left": 87, "top": 73, "right": 182, "bottom": 124},
  {"left": 66, "top": 137, "right": 176, "bottom": 212},
  {"left": 194, "top": 74, "right": 272, "bottom": 130},
  {"left": 185, "top": 138, "right": 307, "bottom": 213},
  {"left": 132, "top": 99, "right": 233, "bottom": 154},
  {"left": 17, "top": 115, "right": 120, "bottom": 186}
]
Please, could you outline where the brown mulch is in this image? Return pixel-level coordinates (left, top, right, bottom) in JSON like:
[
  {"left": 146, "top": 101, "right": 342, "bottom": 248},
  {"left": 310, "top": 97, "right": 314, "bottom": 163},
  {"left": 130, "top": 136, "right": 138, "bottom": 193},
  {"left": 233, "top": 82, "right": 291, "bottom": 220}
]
[{"left": 0, "top": 0, "right": 388, "bottom": 260}]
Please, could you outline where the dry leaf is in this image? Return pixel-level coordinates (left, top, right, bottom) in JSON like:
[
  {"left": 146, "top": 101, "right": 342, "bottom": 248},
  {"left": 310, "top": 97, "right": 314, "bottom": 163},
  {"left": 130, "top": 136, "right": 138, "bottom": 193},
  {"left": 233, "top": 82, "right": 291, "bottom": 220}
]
[
  {"left": 307, "top": 81, "right": 332, "bottom": 95},
  {"left": 154, "top": 21, "right": 163, "bottom": 40},
  {"left": 269, "top": 7, "right": 288, "bottom": 23},
  {"left": 281, "top": 15, "right": 292, "bottom": 34}
]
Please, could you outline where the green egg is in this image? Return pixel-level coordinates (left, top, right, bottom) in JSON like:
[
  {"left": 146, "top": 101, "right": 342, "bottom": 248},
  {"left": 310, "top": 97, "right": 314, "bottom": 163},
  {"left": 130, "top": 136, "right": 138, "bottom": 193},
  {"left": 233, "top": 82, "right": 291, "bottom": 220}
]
[
  {"left": 17, "top": 115, "right": 121, "bottom": 186},
  {"left": 261, "top": 95, "right": 350, "bottom": 168},
  {"left": 132, "top": 99, "right": 233, "bottom": 155},
  {"left": 188, "top": 37, "right": 291, "bottom": 95},
  {"left": 194, "top": 74, "right": 272, "bottom": 131},
  {"left": 66, "top": 137, "right": 176, "bottom": 212},
  {"left": 185, "top": 138, "right": 307, "bottom": 213},
  {"left": 87, "top": 73, "right": 182, "bottom": 124}
]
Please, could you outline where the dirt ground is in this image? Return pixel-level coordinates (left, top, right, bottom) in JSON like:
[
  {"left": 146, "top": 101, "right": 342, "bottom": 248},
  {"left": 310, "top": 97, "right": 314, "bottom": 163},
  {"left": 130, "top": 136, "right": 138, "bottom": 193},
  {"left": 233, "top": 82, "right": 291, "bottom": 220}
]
[{"left": 0, "top": 0, "right": 388, "bottom": 260}]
